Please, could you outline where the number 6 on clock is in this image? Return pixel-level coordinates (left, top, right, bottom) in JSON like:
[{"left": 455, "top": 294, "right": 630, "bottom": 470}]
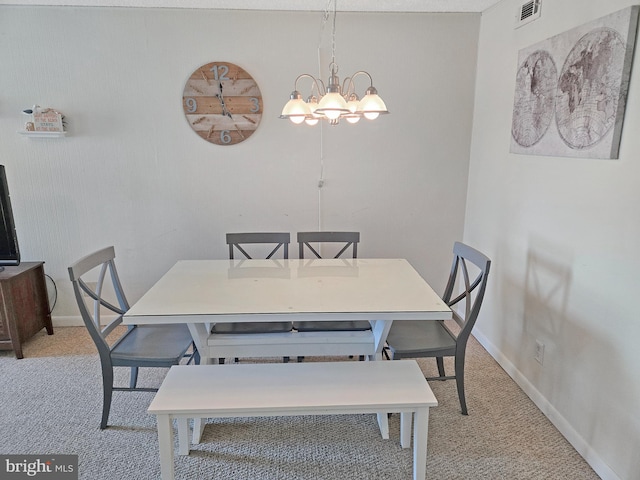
[{"left": 220, "top": 130, "right": 232, "bottom": 144}]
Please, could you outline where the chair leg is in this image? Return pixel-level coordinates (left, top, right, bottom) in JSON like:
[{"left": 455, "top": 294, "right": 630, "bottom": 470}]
[
  {"left": 129, "top": 367, "right": 139, "bottom": 389},
  {"left": 188, "top": 344, "right": 200, "bottom": 365},
  {"left": 193, "top": 348, "right": 200, "bottom": 365},
  {"left": 436, "top": 357, "right": 446, "bottom": 378},
  {"left": 101, "top": 366, "right": 114, "bottom": 430},
  {"left": 454, "top": 351, "right": 468, "bottom": 415}
]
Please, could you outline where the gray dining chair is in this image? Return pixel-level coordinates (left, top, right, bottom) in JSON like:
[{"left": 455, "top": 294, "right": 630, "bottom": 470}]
[
  {"left": 68, "top": 246, "right": 198, "bottom": 429},
  {"left": 383, "top": 242, "right": 491, "bottom": 415},
  {"left": 211, "top": 232, "right": 293, "bottom": 363},
  {"left": 295, "top": 231, "right": 371, "bottom": 361}
]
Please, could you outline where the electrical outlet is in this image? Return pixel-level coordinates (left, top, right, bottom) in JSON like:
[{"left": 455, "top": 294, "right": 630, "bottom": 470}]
[{"left": 535, "top": 340, "right": 545, "bottom": 365}]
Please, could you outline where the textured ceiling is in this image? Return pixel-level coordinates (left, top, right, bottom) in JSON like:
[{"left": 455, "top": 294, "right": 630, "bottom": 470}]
[{"left": 0, "top": 0, "right": 503, "bottom": 13}]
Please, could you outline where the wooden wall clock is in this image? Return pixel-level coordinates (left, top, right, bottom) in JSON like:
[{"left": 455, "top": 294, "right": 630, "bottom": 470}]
[{"left": 182, "top": 62, "right": 262, "bottom": 145}]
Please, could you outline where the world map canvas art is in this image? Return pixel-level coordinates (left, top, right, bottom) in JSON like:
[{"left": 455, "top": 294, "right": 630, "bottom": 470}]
[{"left": 510, "top": 6, "right": 639, "bottom": 159}]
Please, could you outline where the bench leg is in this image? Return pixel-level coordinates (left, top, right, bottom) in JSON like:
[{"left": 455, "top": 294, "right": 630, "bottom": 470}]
[
  {"left": 376, "top": 412, "right": 389, "bottom": 439},
  {"left": 192, "top": 417, "right": 206, "bottom": 444},
  {"left": 156, "top": 414, "right": 175, "bottom": 480},
  {"left": 400, "top": 412, "right": 412, "bottom": 448},
  {"left": 177, "top": 417, "right": 190, "bottom": 455},
  {"left": 412, "top": 407, "right": 429, "bottom": 480}
]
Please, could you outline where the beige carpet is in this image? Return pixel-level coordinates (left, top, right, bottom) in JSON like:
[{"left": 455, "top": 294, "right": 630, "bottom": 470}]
[{"left": 0, "top": 327, "right": 599, "bottom": 479}]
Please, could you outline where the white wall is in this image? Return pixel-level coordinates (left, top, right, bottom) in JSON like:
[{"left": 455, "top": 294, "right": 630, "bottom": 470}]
[
  {"left": 0, "top": 7, "right": 479, "bottom": 321},
  {"left": 467, "top": 0, "right": 640, "bottom": 479}
]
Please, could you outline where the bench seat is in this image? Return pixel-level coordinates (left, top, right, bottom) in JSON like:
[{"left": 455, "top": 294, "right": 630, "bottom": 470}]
[{"left": 148, "top": 360, "right": 437, "bottom": 480}]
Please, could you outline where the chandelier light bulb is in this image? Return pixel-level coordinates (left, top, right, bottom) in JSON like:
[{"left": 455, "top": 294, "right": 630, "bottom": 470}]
[
  {"left": 280, "top": 91, "right": 312, "bottom": 124},
  {"left": 345, "top": 95, "right": 361, "bottom": 124},
  {"left": 325, "top": 109, "right": 342, "bottom": 120},
  {"left": 316, "top": 91, "right": 349, "bottom": 120},
  {"left": 305, "top": 96, "right": 320, "bottom": 125},
  {"left": 356, "top": 86, "right": 389, "bottom": 121}
]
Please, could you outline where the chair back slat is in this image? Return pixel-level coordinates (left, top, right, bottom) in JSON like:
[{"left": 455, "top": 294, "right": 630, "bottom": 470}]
[
  {"left": 226, "top": 232, "right": 290, "bottom": 259},
  {"left": 297, "top": 231, "right": 360, "bottom": 259},
  {"left": 441, "top": 242, "right": 491, "bottom": 335},
  {"left": 68, "top": 246, "right": 130, "bottom": 356}
]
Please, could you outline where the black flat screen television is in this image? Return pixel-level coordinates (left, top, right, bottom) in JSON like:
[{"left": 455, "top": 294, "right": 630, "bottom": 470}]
[{"left": 0, "top": 165, "right": 20, "bottom": 269}]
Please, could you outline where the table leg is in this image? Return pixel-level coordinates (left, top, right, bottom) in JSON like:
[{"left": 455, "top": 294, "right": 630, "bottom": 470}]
[
  {"left": 156, "top": 414, "right": 175, "bottom": 480},
  {"left": 371, "top": 319, "right": 394, "bottom": 357},
  {"left": 372, "top": 319, "right": 393, "bottom": 435},
  {"left": 183, "top": 324, "right": 208, "bottom": 445},
  {"left": 187, "top": 323, "right": 213, "bottom": 365},
  {"left": 412, "top": 407, "right": 429, "bottom": 480}
]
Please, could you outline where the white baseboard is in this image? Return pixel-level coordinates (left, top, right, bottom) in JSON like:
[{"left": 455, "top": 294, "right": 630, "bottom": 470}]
[
  {"left": 473, "top": 327, "right": 617, "bottom": 480},
  {"left": 52, "top": 314, "right": 120, "bottom": 327},
  {"left": 52, "top": 315, "right": 84, "bottom": 327}
]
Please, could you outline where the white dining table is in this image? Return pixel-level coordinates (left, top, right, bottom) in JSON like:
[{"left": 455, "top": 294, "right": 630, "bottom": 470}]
[{"left": 123, "top": 258, "right": 451, "bottom": 365}]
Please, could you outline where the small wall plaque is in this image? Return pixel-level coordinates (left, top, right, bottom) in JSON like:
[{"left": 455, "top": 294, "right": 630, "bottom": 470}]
[{"left": 33, "top": 110, "right": 64, "bottom": 133}]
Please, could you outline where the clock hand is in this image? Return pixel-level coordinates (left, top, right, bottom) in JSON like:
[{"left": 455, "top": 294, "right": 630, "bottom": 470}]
[
  {"left": 233, "top": 123, "right": 245, "bottom": 140},
  {"left": 217, "top": 82, "right": 233, "bottom": 119}
]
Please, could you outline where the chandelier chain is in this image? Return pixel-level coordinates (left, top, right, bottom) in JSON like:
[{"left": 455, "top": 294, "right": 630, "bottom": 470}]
[
  {"left": 318, "top": 0, "right": 337, "bottom": 71},
  {"left": 331, "top": 0, "right": 337, "bottom": 69},
  {"left": 319, "top": 0, "right": 331, "bottom": 52}
]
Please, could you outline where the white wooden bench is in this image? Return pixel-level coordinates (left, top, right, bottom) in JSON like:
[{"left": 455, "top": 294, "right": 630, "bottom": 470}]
[{"left": 148, "top": 360, "right": 438, "bottom": 480}]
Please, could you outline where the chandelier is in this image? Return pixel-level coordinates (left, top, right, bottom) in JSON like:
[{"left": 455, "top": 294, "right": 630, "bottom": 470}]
[{"left": 279, "top": 0, "right": 389, "bottom": 126}]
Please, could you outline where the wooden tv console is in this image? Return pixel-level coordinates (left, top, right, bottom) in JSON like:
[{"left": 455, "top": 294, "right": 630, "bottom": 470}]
[{"left": 0, "top": 262, "right": 53, "bottom": 358}]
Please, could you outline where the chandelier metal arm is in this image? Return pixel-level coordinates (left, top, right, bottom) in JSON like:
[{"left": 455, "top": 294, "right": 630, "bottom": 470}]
[
  {"left": 342, "top": 70, "right": 374, "bottom": 98},
  {"left": 294, "top": 73, "right": 326, "bottom": 97}
]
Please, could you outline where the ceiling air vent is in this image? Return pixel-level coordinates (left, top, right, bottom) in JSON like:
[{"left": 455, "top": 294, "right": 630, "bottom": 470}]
[{"left": 515, "top": 0, "right": 541, "bottom": 29}]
